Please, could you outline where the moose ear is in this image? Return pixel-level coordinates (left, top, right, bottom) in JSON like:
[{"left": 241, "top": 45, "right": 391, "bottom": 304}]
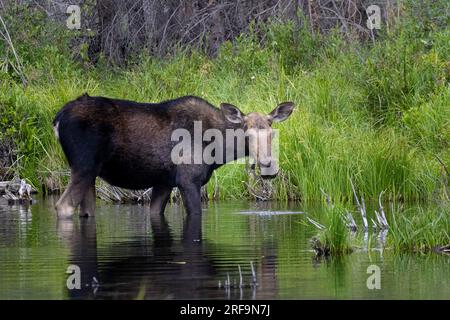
[
  {"left": 268, "top": 102, "right": 295, "bottom": 122},
  {"left": 220, "top": 103, "right": 245, "bottom": 124}
]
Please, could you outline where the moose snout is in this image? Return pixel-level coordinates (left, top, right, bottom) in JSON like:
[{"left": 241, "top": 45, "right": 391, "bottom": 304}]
[
  {"left": 259, "top": 157, "right": 273, "bottom": 168},
  {"left": 259, "top": 157, "right": 278, "bottom": 180}
]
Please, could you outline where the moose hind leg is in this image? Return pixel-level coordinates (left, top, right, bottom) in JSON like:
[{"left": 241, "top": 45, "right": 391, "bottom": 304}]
[
  {"left": 80, "top": 183, "right": 96, "bottom": 217},
  {"left": 149, "top": 185, "right": 172, "bottom": 215},
  {"left": 55, "top": 182, "right": 76, "bottom": 218},
  {"left": 55, "top": 174, "right": 94, "bottom": 218}
]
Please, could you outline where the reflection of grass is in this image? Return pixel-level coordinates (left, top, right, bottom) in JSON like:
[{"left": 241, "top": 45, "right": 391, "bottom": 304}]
[
  {"left": 203, "top": 203, "right": 264, "bottom": 249},
  {"left": 0, "top": 202, "right": 70, "bottom": 299},
  {"left": 278, "top": 250, "right": 450, "bottom": 299}
]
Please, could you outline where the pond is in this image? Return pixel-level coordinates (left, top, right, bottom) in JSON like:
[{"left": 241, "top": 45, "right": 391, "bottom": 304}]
[{"left": 0, "top": 197, "right": 449, "bottom": 299}]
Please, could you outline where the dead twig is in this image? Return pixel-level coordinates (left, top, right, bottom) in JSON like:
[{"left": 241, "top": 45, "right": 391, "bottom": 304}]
[
  {"left": 0, "top": 13, "right": 27, "bottom": 88},
  {"left": 306, "top": 216, "right": 325, "bottom": 230},
  {"left": 350, "top": 177, "right": 368, "bottom": 231}
]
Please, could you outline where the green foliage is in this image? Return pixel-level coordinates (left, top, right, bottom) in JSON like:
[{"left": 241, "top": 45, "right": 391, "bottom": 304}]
[
  {"left": 388, "top": 204, "right": 450, "bottom": 252},
  {"left": 0, "top": 3, "right": 78, "bottom": 82},
  {"left": 363, "top": 33, "right": 449, "bottom": 122},
  {"left": 0, "top": 90, "right": 41, "bottom": 180},
  {"left": 306, "top": 201, "right": 450, "bottom": 256},
  {"left": 312, "top": 204, "right": 353, "bottom": 256},
  {"left": 0, "top": 1, "right": 448, "bottom": 202},
  {"left": 266, "top": 18, "right": 322, "bottom": 72},
  {"left": 402, "top": 90, "right": 450, "bottom": 153}
]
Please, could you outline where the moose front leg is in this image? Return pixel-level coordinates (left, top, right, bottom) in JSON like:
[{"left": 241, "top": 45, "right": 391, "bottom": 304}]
[
  {"left": 178, "top": 183, "right": 202, "bottom": 216},
  {"left": 179, "top": 183, "right": 202, "bottom": 242},
  {"left": 182, "top": 211, "right": 202, "bottom": 243}
]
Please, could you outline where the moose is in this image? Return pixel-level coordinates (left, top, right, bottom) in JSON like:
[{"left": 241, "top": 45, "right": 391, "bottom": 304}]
[{"left": 53, "top": 94, "right": 294, "bottom": 218}]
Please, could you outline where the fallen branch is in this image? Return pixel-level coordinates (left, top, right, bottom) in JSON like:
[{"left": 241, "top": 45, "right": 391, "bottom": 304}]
[
  {"left": 306, "top": 216, "right": 325, "bottom": 230},
  {"left": 378, "top": 190, "right": 389, "bottom": 228},
  {"left": 344, "top": 209, "right": 357, "bottom": 231},
  {"left": 2, "top": 179, "right": 34, "bottom": 204},
  {"left": 350, "top": 177, "right": 368, "bottom": 231}
]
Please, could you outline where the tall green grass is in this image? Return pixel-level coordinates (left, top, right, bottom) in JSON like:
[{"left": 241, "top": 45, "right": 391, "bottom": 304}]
[
  {"left": 388, "top": 204, "right": 450, "bottom": 252},
  {"left": 0, "top": 2, "right": 448, "bottom": 202},
  {"left": 310, "top": 204, "right": 353, "bottom": 256},
  {"left": 306, "top": 197, "right": 449, "bottom": 255}
]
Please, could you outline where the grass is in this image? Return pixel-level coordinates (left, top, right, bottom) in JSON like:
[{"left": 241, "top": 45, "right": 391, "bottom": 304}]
[
  {"left": 308, "top": 200, "right": 450, "bottom": 255},
  {"left": 309, "top": 204, "right": 353, "bottom": 256},
  {"left": 388, "top": 204, "right": 450, "bottom": 253},
  {"left": 0, "top": 2, "right": 449, "bottom": 205}
]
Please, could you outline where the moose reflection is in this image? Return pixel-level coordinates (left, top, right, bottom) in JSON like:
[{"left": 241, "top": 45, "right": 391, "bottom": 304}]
[{"left": 57, "top": 205, "right": 278, "bottom": 299}]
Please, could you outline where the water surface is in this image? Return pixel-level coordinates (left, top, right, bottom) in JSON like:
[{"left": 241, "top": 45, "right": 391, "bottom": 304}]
[{"left": 0, "top": 197, "right": 449, "bottom": 299}]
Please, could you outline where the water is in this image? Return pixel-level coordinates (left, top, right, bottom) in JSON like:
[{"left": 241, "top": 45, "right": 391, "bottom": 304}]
[{"left": 0, "top": 197, "right": 449, "bottom": 300}]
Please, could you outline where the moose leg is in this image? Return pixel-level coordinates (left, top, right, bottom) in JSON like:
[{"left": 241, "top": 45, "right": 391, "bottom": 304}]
[
  {"left": 179, "top": 185, "right": 202, "bottom": 242},
  {"left": 178, "top": 183, "right": 202, "bottom": 216},
  {"left": 150, "top": 208, "right": 173, "bottom": 247},
  {"left": 183, "top": 211, "right": 202, "bottom": 243},
  {"left": 149, "top": 185, "right": 172, "bottom": 215},
  {"left": 80, "top": 183, "right": 96, "bottom": 217},
  {"left": 55, "top": 173, "right": 94, "bottom": 218}
]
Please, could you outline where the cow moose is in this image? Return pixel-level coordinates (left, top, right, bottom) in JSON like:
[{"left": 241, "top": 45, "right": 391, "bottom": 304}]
[{"left": 53, "top": 94, "right": 294, "bottom": 219}]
